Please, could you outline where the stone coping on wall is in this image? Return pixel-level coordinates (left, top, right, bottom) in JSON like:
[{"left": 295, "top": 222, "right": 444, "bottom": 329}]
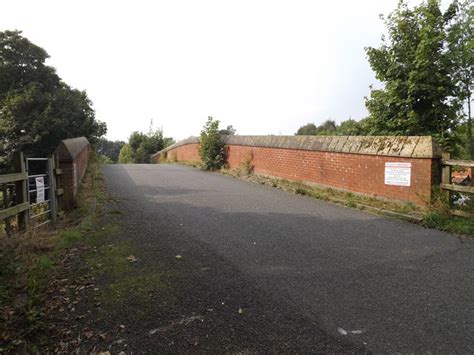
[
  {"left": 55, "top": 137, "right": 90, "bottom": 162},
  {"left": 154, "top": 135, "right": 443, "bottom": 159}
]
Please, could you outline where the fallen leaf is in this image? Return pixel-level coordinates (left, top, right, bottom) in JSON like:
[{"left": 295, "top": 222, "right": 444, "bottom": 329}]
[
  {"left": 126, "top": 255, "right": 138, "bottom": 263},
  {"left": 83, "top": 331, "right": 94, "bottom": 339}
]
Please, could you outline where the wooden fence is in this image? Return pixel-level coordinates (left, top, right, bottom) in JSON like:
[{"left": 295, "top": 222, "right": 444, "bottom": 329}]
[
  {"left": 0, "top": 152, "right": 63, "bottom": 235},
  {"left": 441, "top": 154, "right": 474, "bottom": 218},
  {"left": 0, "top": 153, "right": 29, "bottom": 232}
]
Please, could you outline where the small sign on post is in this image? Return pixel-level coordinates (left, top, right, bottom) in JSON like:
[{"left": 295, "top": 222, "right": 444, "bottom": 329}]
[
  {"left": 385, "top": 162, "right": 411, "bottom": 187},
  {"left": 36, "top": 177, "right": 45, "bottom": 203}
]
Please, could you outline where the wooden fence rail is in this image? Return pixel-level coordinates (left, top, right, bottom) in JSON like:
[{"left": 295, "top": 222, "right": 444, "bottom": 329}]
[
  {"left": 441, "top": 154, "right": 474, "bottom": 219},
  {"left": 0, "top": 152, "right": 29, "bottom": 231}
]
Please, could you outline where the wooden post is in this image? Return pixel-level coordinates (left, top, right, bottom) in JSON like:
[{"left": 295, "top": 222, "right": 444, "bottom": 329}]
[
  {"left": 13, "top": 152, "right": 29, "bottom": 231},
  {"left": 441, "top": 152, "right": 452, "bottom": 206},
  {"left": 55, "top": 155, "right": 63, "bottom": 217},
  {"left": 2, "top": 183, "right": 12, "bottom": 235},
  {"left": 48, "top": 156, "right": 57, "bottom": 223}
]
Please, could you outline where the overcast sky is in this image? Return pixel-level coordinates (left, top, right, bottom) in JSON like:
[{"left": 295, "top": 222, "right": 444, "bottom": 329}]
[{"left": 1, "top": 1, "right": 422, "bottom": 141}]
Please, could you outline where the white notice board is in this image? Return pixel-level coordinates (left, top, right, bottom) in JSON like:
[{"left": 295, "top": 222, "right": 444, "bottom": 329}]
[
  {"left": 36, "top": 177, "right": 45, "bottom": 203},
  {"left": 384, "top": 162, "right": 411, "bottom": 187}
]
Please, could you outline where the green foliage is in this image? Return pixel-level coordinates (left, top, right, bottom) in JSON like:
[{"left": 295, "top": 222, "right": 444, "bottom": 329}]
[
  {"left": 447, "top": 0, "right": 473, "bottom": 158},
  {"left": 118, "top": 143, "right": 134, "bottom": 164},
  {"left": 171, "top": 152, "right": 178, "bottom": 163},
  {"left": 296, "top": 120, "right": 339, "bottom": 136},
  {"left": 122, "top": 128, "right": 175, "bottom": 164},
  {"left": 95, "top": 138, "right": 125, "bottom": 163},
  {"left": 295, "top": 123, "right": 318, "bottom": 135},
  {"left": 338, "top": 119, "right": 368, "bottom": 135},
  {"left": 295, "top": 119, "right": 368, "bottom": 136},
  {"left": 218, "top": 125, "right": 237, "bottom": 135},
  {"left": 0, "top": 30, "right": 107, "bottom": 170},
  {"left": 364, "top": 0, "right": 472, "bottom": 152},
  {"left": 199, "top": 116, "right": 226, "bottom": 170}
]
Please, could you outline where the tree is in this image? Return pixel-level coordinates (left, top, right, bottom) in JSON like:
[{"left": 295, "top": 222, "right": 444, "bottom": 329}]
[
  {"left": 338, "top": 119, "right": 365, "bottom": 136},
  {"left": 364, "top": 0, "right": 460, "bottom": 150},
  {"left": 219, "top": 125, "right": 237, "bottom": 135},
  {"left": 295, "top": 119, "right": 368, "bottom": 136},
  {"left": 118, "top": 144, "right": 134, "bottom": 164},
  {"left": 120, "top": 129, "right": 174, "bottom": 164},
  {"left": 199, "top": 116, "right": 225, "bottom": 170},
  {"left": 317, "top": 120, "right": 337, "bottom": 135},
  {"left": 0, "top": 30, "right": 106, "bottom": 170},
  {"left": 95, "top": 138, "right": 126, "bottom": 163},
  {"left": 295, "top": 123, "right": 318, "bottom": 135},
  {"left": 447, "top": 0, "right": 473, "bottom": 159}
]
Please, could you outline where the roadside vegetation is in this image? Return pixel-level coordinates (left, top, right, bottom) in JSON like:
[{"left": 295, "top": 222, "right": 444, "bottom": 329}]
[
  {"left": 118, "top": 122, "right": 174, "bottom": 164},
  {"left": 199, "top": 116, "right": 226, "bottom": 170},
  {"left": 0, "top": 154, "right": 116, "bottom": 352},
  {"left": 0, "top": 30, "right": 106, "bottom": 173},
  {"left": 221, "top": 167, "right": 474, "bottom": 237},
  {"left": 296, "top": 0, "right": 472, "bottom": 161}
]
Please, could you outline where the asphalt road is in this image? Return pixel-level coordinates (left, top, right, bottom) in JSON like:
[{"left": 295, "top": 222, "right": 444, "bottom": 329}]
[{"left": 103, "top": 164, "right": 474, "bottom": 353}]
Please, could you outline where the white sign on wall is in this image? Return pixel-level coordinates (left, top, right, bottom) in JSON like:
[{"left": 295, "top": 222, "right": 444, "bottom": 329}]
[
  {"left": 385, "top": 162, "right": 411, "bottom": 187},
  {"left": 36, "top": 177, "right": 45, "bottom": 203}
]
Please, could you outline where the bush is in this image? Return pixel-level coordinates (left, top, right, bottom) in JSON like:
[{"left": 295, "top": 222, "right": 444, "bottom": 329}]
[{"left": 199, "top": 117, "right": 226, "bottom": 170}]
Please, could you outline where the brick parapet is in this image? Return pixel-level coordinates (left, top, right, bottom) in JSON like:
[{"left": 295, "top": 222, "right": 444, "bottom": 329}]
[{"left": 154, "top": 136, "right": 444, "bottom": 206}]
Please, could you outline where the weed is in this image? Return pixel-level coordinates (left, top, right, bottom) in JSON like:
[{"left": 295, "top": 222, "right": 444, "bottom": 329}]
[
  {"left": 295, "top": 188, "right": 307, "bottom": 195},
  {"left": 159, "top": 151, "right": 167, "bottom": 163},
  {"left": 37, "top": 256, "right": 53, "bottom": 270},
  {"left": 107, "top": 273, "right": 166, "bottom": 302},
  {"left": 0, "top": 153, "right": 111, "bottom": 351},
  {"left": 220, "top": 171, "right": 472, "bottom": 236},
  {"left": 171, "top": 152, "right": 178, "bottom": 163},
  {"left": 108, "top": 209, "right": 123, "bottom": 215},
  {"left": 238, "top": 152, "right": 254, "bottom": 176},
  {"left": 58, "top": 228, "right": 82, "bottom": 249},
  {"left": 86, "top": 240, "right": 134, "bottom": 276}
]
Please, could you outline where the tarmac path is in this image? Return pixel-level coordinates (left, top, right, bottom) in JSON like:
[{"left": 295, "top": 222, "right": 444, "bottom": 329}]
[{"left": 102, "top": 164, "right": 474, "bottom": 353}]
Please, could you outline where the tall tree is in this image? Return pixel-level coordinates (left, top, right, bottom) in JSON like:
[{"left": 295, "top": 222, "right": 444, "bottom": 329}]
[
  {"left": 447, "top": 0, "right": 473, "bottom": 159},
  {"left": 0, "top": 30, "right": 106, "bottom": 170},
  {"left": 365, "top": 0, "right": 460, "bottom": 150}
]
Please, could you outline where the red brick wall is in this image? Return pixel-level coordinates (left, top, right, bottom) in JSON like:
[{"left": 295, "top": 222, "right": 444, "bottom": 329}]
[
  {"left": 60, "top": 146, "right": 90, "bottom": 210},
  {"left": 166, "top": 144, "right": 200, "bottom": 162},
  {"left": 159, "top": 143, "right": 438, "bottom": 205}
]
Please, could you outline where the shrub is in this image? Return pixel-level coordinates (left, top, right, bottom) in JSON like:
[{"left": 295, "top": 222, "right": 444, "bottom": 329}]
[
  {"left": 159, "top": 151, "right": 167, "bottom": 163},
  {"left": 170, "top": 152, "right": 178, "bottom": 163},
  {"left": 199, "top": 117, "right": 225, "bottom": 170}
]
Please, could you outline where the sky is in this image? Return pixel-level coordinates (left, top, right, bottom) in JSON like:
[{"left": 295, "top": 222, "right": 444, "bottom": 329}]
[{"left": 1, "top": 0, "right": 421, "bottom": 141}]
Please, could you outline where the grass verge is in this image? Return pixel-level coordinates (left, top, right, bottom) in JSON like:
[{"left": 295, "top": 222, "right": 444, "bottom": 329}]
[
  {"left": 0, "top": 153, "right": 111, "bottom": 352},
  {"left": 220, "top": 167, "right": 474, "bottom": 238}
]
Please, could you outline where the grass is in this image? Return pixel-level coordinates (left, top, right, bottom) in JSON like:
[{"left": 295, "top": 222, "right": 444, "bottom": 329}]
[
  {"left": 86, "top": 240, "right": 135, "bottom": 276},
  {"left": 0, "top": 153, "right": 112, "bottom": 352},
  {"left": 422, "top": 211, "right": 474, "bottom": 235}
]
